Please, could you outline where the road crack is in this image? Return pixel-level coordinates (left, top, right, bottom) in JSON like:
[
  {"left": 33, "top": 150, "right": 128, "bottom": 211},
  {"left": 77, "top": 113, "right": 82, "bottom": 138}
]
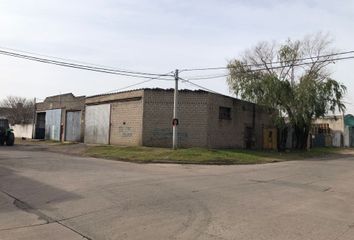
[{"left": 0, "top": 189, "right": 93, "bottom": 239}]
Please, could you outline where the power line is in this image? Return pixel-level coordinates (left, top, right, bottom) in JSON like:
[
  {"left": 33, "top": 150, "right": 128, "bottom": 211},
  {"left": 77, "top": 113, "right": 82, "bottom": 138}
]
[
  {"left": 180, "top": 50, "right": 354, "bottom": 72},
  {"left": 183, "top": 74, "right": 229, "bottom": 81},
  {"left": 0, "top": 48, "right": 174, "bottom": 79},
  {"left": 183, "top": 55, "right": 354, "bottom": 81},
  {"left": 103, "top": 71, "right": 175, "bottom": 94},
  {"left": 179, "top": 77, "right": 222, "bottom": 95},
  {"left": 0, "top": 46, "right": 135, "bottom": 71},
  {"left": 34, "top": 71, "right": 175, "bottom": 101}
]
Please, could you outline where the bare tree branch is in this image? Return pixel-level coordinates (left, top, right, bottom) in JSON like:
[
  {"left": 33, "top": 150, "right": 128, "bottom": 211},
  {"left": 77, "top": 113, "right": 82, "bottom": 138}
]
[{"left": 0, "top": 96, "right": 34, "bottom": 124}]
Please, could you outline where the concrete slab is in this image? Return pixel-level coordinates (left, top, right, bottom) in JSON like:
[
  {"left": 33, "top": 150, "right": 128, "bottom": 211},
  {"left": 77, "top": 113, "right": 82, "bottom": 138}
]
[
  {"left": 0, "top": 222, "right": 84, "bottom": 240},
  {"left": 1, "top": 147, "right": 354, "bottom": 239}
]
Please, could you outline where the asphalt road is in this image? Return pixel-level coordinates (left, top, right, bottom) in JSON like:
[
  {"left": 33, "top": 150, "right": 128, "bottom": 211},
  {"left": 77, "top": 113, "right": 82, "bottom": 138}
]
[{"left": 1, "top": 147, "right": 354, "bottom": 240}]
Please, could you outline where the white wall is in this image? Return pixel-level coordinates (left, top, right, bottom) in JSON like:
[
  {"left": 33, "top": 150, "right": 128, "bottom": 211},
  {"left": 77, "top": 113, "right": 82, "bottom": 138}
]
[{"left": 10, "top": 124, "right": 33, "bottom": 139}]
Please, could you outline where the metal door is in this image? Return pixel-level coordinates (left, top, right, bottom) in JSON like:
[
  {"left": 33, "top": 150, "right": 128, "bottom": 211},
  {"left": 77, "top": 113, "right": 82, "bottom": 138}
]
[
  {"left": 84, "top": 104, "right": 110, "bottom": 144},
  {"left": 45, "top": 109, "right": 61, "bottom": 141},
  {"left": 65, "top": 111, "right": 81, "bottom": 142}
]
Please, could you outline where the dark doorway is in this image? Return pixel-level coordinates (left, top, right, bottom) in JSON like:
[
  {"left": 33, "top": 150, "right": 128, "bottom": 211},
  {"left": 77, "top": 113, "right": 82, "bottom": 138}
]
[
  {"left": 245, "top": 127, "right": 254, "bottom": 149},
  {"left": 35, "top": 112, "right": 46, "bottom": 139}
]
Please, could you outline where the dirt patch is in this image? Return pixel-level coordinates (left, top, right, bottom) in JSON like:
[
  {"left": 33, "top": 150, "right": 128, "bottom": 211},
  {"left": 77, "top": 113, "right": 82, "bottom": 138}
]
[{"left": 13, "top": 139, "right": 90, "bottom": 156}]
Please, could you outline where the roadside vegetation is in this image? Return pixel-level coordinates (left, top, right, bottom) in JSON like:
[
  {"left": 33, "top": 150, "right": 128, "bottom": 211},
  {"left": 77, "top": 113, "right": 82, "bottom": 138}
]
[
  {"left": 15, "top": 139, "right": 350, "bottom": 165},
  {"left": 85, "top": 145, "right": 345, "bottom": 165}
]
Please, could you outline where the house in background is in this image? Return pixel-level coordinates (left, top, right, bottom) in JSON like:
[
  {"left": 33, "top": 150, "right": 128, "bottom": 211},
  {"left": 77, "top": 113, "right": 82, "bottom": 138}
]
[
  {"left": 84, "top": 88, "right": 275, "bottom": 149},
  {"left": 34, "top": 93, "right": 85, "bottom": 142},
  {"left": 344, "top": 114, "right": 354, "bottom": 147},
  {"left": 311, "top": 114, "right": 354, "bottom": 147}
]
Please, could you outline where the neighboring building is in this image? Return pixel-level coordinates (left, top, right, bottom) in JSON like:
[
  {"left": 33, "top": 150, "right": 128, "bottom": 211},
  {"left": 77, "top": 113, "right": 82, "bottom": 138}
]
[
  {"left": 311, "top": 114, "right": 354, "bottom": 147},
  {"left": 34, "top": 93, "right": 85, "bottom": 142},
  {"left": 344, "top": 114, "right": 354, "bottom": 147},
  {"left": 84, "top": 88, "right": 275, "bottom": 149}
]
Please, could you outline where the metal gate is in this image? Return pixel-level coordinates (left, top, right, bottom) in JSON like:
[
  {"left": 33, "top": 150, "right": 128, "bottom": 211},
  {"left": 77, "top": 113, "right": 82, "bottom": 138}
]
[
  {"left": 65, "top": 111, "right": 81, "bottom": 142},
  {"left": 84, "top": 104, "right": 110, "bottom": 144},
  {"left": 45, "top": 109, "right": 61, "bottom": 141},
  {"left": 351, "top": 127, "right": 354, "bottom": 147}
]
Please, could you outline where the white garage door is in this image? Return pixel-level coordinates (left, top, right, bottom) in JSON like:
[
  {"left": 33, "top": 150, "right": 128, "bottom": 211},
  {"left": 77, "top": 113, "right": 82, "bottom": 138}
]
[{"left": 84, "top": 104, "right": 110, "bottom": 144}]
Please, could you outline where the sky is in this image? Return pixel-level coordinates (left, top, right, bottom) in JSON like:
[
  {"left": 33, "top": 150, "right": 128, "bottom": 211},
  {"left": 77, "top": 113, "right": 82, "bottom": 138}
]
[{"left": 0, "top": 0, "right": 353, "bottom": 113}]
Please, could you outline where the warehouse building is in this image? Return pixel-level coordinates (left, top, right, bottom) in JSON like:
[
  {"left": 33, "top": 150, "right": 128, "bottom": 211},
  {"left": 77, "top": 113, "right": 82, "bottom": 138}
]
[
  {"left": 34, "top": 93, "right": 85, "bottom": 142},
  {"left": 84, "top": 89, "right": 275, "bottom": 149}
]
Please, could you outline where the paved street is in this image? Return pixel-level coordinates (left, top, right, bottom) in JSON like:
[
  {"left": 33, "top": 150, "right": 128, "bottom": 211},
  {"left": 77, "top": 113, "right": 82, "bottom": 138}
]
[{"left": 1, "top": 147, "right": 354, "bottom": 240}]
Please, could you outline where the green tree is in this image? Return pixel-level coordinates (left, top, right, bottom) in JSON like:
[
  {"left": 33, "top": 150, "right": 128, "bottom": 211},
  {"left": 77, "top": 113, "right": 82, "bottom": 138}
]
[{"left": 227, "top": 33, "right": 346, "bottom": 149}]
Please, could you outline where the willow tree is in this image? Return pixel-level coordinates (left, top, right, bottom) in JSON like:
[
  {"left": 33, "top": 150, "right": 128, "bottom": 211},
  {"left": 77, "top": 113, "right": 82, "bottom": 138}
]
[{"left": 227, "top": 33, "right": 346, "bottom": 149}]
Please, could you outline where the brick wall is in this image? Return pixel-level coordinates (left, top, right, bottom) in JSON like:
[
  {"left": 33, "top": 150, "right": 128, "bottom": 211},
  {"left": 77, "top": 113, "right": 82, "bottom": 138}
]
[
  {"left": 85, "top": 90, "right": 144, "bottom": 105},
  {"left": 206, "top": 93, "right": 274, "bottom": 149},
  {"left": 142, "top": 90, "right": 209, "bottom": 148},
  {"left": 110, "top": 99, "right": 144, "bottom": 146}
]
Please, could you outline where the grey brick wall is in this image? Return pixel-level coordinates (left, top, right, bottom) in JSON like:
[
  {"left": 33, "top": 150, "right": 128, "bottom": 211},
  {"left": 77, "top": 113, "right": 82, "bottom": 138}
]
[
  {"left": 206, "top": 93, "right": 274, "bottom": 149},
  {"left": 85, "top": 90, "right": 144, "bottom": 105},
  {"left": 110, "top": 99, "right": 144, "bottom": 146},
  {"left": 142, "top": 90, "right": 209, "bottom": 148}
]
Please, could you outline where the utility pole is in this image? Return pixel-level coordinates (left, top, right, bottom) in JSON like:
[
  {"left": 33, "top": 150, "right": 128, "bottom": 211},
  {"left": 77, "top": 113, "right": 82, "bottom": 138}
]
[
  {"left": 172, "top": 69, "right": 179, "bottom": 150},
  {"left": 31, "top": 97, "right": 36, "bottom": 139}
]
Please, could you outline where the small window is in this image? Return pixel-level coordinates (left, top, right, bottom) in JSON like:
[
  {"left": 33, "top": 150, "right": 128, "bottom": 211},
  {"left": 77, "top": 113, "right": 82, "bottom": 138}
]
[{"left": 219, "top": 107, "right": 231, "bottom": 120}]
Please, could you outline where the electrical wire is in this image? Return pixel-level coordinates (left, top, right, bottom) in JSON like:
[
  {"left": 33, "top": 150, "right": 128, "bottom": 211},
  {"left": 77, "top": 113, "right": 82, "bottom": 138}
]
[
  {"left": 179, "top": 77, "right": 222, "bottom": 95},
  {"left": 182, "top": 74, "right": 229, "bottom": 81},
  {"left": 180, "top": 50, "right": 354, "bottom": 72},
  {"left": 183, "top": 55, "right": 354, "bottom": 81},
  {"left": 0, "top": 46, "right": 134, "bottom": 71},
  {"left": 0, "top": 48, "right": 174, "bottom": 79},
  {"left": 98, "top": 71, "right": 175, "bottom": 95}
]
